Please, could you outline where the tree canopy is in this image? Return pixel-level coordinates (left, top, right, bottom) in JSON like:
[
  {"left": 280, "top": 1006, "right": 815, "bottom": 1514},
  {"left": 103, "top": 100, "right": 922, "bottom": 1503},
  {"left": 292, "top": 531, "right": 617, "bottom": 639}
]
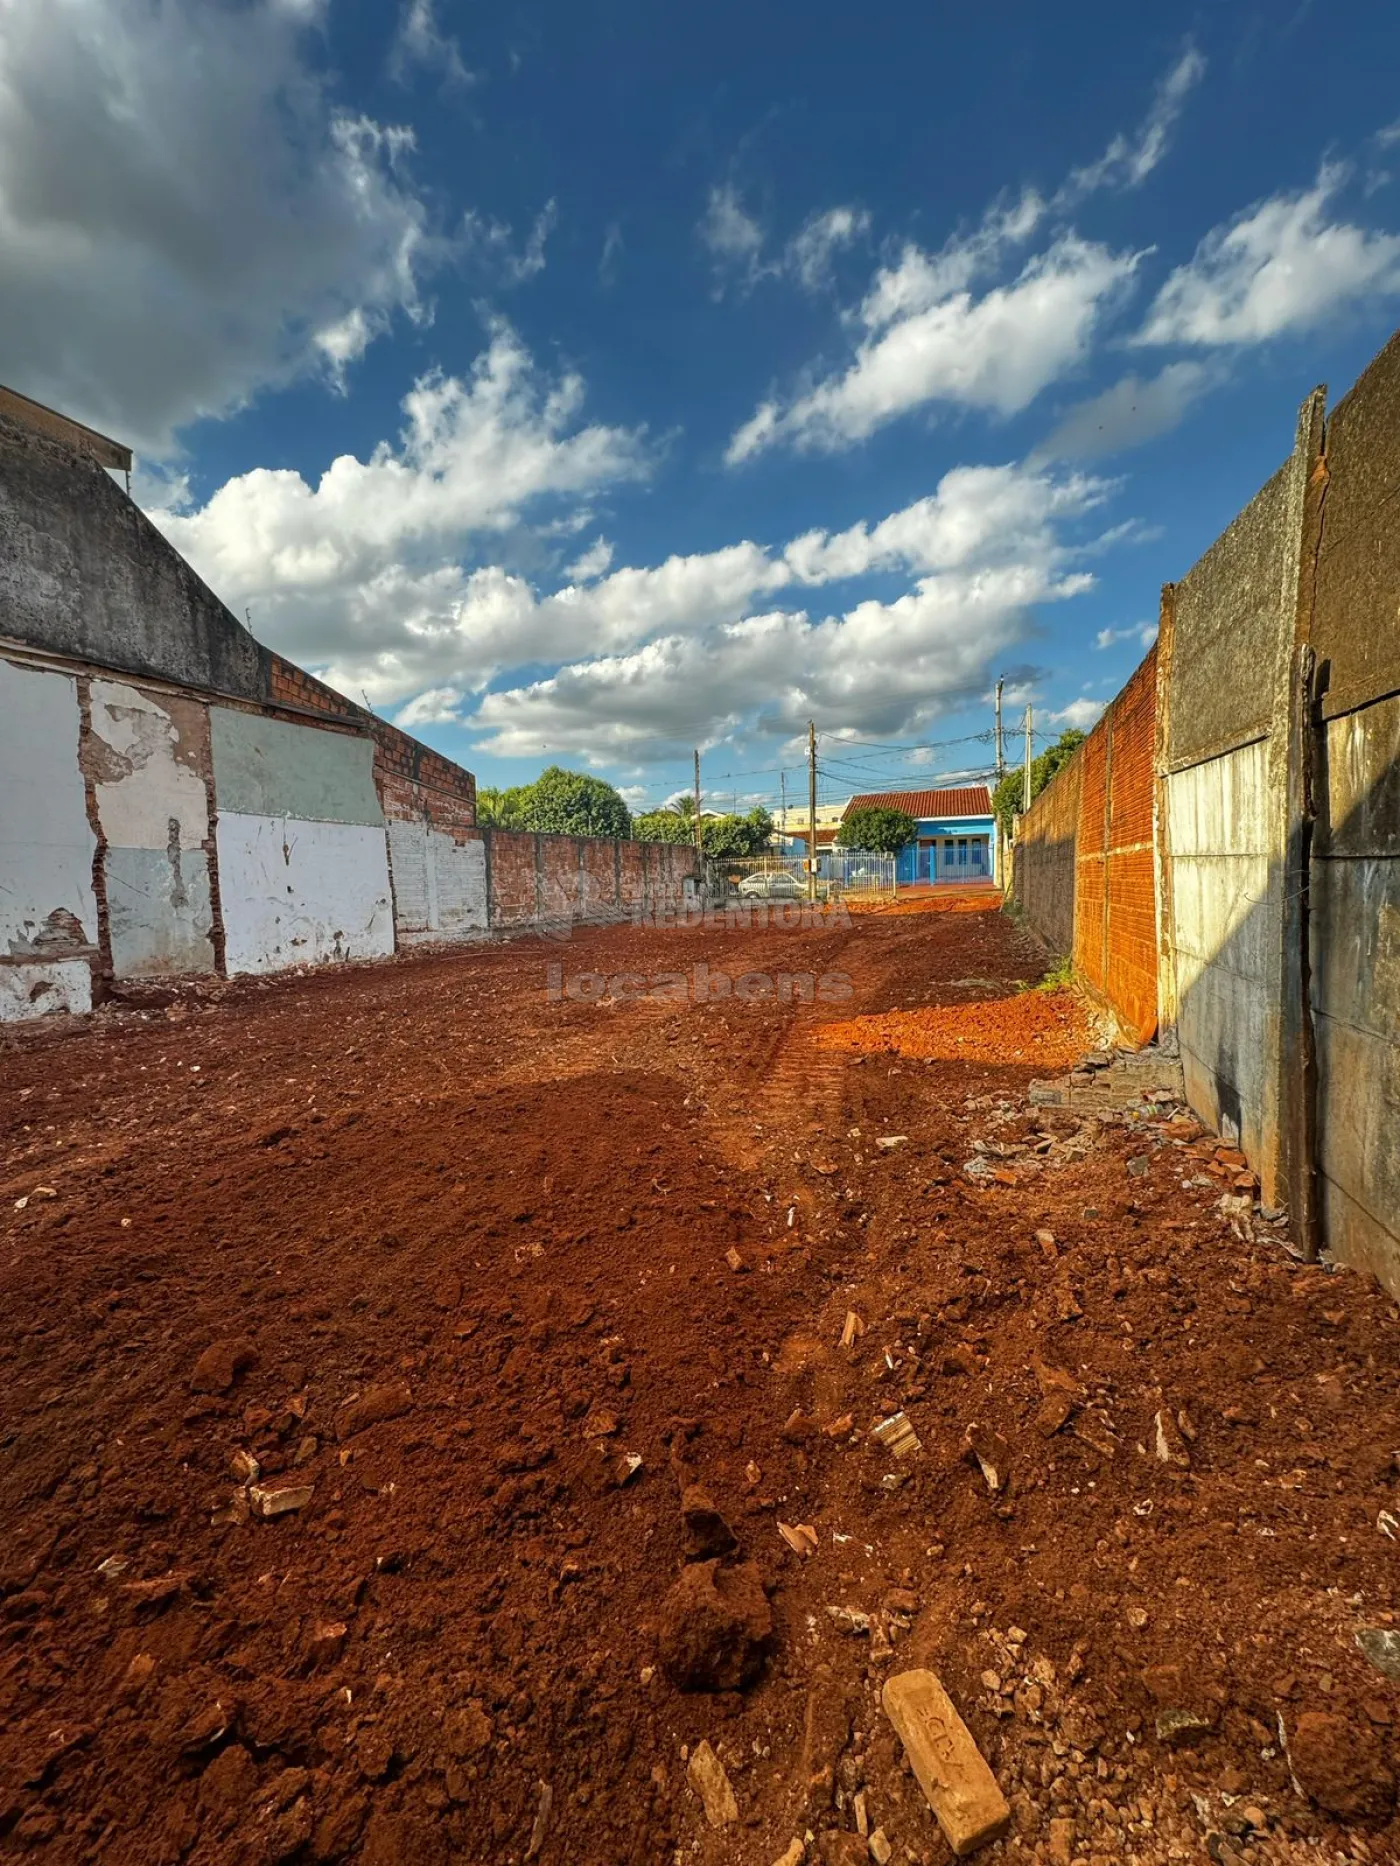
[
  {"left": 476, "top": 768, "right": 632, "bottom": 839},
  {"left": 632, "top": 808, "right": 696, "bottom": 845},
  {"left": 701, "top": 807, "right": 773, "bottom": 860},
  {"left": 993, "top": 728, "right": 1087, "bottom": 833},
  {"left": 836, "top": 805, "right": 918, "bottom": 854}
]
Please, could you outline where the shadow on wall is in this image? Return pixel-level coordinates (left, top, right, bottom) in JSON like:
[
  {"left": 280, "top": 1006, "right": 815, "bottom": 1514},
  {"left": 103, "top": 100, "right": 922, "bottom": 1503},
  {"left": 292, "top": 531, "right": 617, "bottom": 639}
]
[{"left": 1173, "top": 694, "right": 1400, "bottom": 1296}]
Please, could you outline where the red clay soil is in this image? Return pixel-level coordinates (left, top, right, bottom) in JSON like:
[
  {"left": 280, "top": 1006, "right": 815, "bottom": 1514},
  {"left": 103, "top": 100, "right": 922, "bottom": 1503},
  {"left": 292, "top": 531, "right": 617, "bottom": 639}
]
[
  {"left": 817, "top": 986, "right": 1094, "bottom": 1071},
  {"left": 2, "top": 901, "right": 1400, "bottom": 1866}
]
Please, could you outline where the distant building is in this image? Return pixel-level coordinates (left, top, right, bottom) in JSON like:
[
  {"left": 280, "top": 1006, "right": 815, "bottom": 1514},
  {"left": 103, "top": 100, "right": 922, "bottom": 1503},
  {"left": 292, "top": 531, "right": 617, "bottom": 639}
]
[
  {"left": 774, "top": 799, "right": 849, "bottom": 861},
  {"left": 842, "top": 786, "right": 995, "bottom": 885}
]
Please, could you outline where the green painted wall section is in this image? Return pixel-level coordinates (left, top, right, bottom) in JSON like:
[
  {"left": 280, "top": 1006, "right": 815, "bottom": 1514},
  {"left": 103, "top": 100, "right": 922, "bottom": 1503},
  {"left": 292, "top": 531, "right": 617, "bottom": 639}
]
[{"left": 210, "top": 708, "right": 384, "bottom": 827}]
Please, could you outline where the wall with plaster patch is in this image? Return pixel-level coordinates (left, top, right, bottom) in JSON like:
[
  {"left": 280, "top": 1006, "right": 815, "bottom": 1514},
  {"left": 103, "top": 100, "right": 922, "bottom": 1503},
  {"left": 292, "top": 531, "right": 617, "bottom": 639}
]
[{"left": 0, "top": 658, "right": 98, "bottom": 1019}]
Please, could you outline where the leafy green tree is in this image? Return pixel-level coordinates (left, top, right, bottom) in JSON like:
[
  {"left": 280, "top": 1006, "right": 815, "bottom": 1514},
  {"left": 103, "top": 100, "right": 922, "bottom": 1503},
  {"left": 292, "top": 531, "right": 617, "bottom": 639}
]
[
  {"left": 701, "top": 807, "right": 774, "bottom": 859},
  {"left": 837, "top": 805, "right": 918, "bottom": 854},
  {"left": 993, "top": 728, "right": 1087, "bottom": 834},
  {"left": 633, "top": 809, "right": 696, "bottom": 845},
  {"left": 527, "top": 766, "right": 632, "bottom": 839},
  {"left": 476, "top": 784, "right": 534, "bottom": 830}
]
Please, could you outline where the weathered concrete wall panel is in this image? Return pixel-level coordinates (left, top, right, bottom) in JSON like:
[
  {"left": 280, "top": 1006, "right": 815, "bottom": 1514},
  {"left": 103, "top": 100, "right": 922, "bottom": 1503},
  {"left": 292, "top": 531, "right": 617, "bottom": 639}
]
[
  {"left": 0, "top": 658, "right": 98, "bottom": 966},
  {"left": 215, "top": 812, "right": 394, "bottom": 975},
  {"left": 387, "top": 821, "right": 488, "bottom": 941},
  {"left": 1167, "top": 457, "right": 1301, "bottom": 769},
  {"left": 1166, "top": 739, "right": 1280, "bottom": 1183},
  {"left": 210, "top": 708, "right": 382, "bottom": 827},
  {"left": 1313, "top": 330, "right": 1400, "bottom": 721},
  {"left": 1310, "top": 696, "right": 1400, "bottom": 1292},
  {"left": 0, "top": 414, "right": 267, "bottom": 700},
  {"left": 87, "top": 679, "right": 215, "bottom": 977}
]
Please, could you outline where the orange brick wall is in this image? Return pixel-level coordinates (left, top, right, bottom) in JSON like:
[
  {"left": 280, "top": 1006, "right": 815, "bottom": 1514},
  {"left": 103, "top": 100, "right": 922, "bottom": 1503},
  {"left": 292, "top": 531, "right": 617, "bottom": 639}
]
[{"left": 1102, "top": 648, "right": 1159, "bottom": 1043}]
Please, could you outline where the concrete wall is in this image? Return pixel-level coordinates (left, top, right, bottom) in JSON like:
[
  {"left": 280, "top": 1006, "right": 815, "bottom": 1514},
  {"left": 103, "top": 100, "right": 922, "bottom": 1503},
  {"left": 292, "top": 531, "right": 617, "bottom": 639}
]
[
  {"left": 1306, "top": 332, "right": 1400, "bottom": 1291},
  {"left": 209, "top": 707, "right": 395, "bottom": 976},
  {"left": 86, "top": 679, "right": 216, "bottom": 978},
  {"left": 486, "top": 829, "right": 694, "bottom": 931},
  {"left": 0, "top": 413, "right": 266, "bottom": 702},
  {"left": 0, "top": 658, "right": 97, "bottom": 1020}
]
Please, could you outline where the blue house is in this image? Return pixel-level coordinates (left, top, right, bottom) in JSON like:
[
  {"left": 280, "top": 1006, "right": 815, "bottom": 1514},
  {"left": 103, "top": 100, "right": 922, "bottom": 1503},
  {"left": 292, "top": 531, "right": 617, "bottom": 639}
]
[{"left": 843, "top": 786, "right": 996, "bottom": 885}]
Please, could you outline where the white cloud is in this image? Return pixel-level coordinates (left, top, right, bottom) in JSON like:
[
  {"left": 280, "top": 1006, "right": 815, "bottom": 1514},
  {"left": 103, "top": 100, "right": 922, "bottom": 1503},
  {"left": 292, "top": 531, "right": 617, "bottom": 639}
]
[
  {"left": 727, "top": 236, "right": 1141, "bottom": 461},
  {"left": 567, "top": 538, "right": 615, "bottom": 582},
  {"left": 462, "top": 199, "right": 557, "bottom": 286},
  {"left": 395, "top": 685, "right": 466, "bottom": 726},
  {"left": 0, "top": 0, "right": 439, "bottom": 452},
  {"left": 391, "top": 0, "right": 473, "bottom": 86},
  {"left": 698, "top": 184, "right": 767, "bottom": 294},
  {"left": 1036, "top": 361, "right": 1214, "bottom": 461},
  {"left": 1137, "top": 164, "right": 1400, "bottom": 346},
  {"left": 786, "top": 205, "right": 871, "bottom": 290},
  {"left": 1060, "top": 47, "right": 1205, "bottom": 200},
  {"left": 152, "top": 323, "right": 650, "bottom": 675},
  {"left": 153, "top": 402, "right": 1110, "bottom": 761},
  {"left": 699, "top": 184, "right": 869, "bottom": 297},
  {"left": 1094, "top": 622, "right": 1159, "bottom": 651},
  {"left": 1050, "top": 697, "right": 1108, "bottom": 730}
]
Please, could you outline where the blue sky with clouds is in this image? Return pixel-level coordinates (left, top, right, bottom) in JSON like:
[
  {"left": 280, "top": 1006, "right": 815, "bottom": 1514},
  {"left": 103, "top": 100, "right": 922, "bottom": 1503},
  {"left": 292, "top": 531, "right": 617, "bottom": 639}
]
[{"left": 4, "top": 0, "right": 1400, "bottom": 813}]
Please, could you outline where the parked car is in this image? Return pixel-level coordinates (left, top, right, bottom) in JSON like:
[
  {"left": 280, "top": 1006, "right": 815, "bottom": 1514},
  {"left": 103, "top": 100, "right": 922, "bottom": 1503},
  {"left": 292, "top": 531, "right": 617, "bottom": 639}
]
[{"left": 736, "top": 869, "right": 804, "bottom": 900}]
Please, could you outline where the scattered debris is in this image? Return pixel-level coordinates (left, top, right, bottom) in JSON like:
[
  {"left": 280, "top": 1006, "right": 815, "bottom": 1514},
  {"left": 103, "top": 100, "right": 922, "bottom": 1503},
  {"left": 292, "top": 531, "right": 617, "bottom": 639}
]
[
  {"left": 871, "top": 1412, "right": 921, "bottom": 1459},
  {"left": 840, "top": 1309, "right": 865, "bottom": 1349},
  {"left": 686, "top": 1740, "right": 738, "bottom": 1827},
  {"left": 962, "top": 1423, "right": 1010, "bottom": 1494},
  {"left": 777, "top": 1521, "right": 818, "bottom": 1558},
  {"left": 247, "top": 1481, "right": 313, "bottom": 1519},
  {"left": 882, "top": 1668, "right": 1011, "bottom": 1856},
  {"left": 725, "top": 1247, "right": 749, "bottom": 1273},
  {"left": 525, "top": 1780, "right": 554, "bottom": 1860}
]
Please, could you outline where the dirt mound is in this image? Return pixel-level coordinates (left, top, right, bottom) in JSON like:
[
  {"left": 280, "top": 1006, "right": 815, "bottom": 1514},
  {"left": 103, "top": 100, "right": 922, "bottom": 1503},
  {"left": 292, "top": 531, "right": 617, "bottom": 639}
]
[{"left": 816, "top": 983, "right": 1093, "bottom": 1067}]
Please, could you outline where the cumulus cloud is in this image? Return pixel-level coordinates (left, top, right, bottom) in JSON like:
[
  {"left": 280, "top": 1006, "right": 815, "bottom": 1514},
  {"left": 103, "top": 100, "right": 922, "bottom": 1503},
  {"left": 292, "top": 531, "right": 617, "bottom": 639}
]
[
  {"left": 0, "top": 0, "right": 440, "bottom": 453},
  {"left": 152, "top": 323, "right": 651, "bottom": 675},
  {"left": 1137, "top": 164, "right": 1400, "bottom": 346},
  {"left": 1036, "top": 361, "right": 1214, "bottom": 461},
  {"left": 1049, "top": 697, "right": 1108, "bottom": 730},
  {"left": 152, "top": 397, "right": 1110, "bottom": 761},
  {"left": 727, "top": 236, "right": 1140, "bottom": 461},
  {"left": 1094, "top": 622, "right": 1159, "bottom": 651},
  {"left": 395, "top": 685, "right": 467, "bottom": 726}
]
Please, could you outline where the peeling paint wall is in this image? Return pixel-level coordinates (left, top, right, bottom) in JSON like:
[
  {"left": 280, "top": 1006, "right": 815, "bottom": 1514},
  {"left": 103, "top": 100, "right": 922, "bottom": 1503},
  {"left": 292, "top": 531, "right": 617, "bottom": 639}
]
[
  {"left": 0, "top": 658, "right": 97, "bottom": 1017},
  {"left": 209, "top": 707, "right": 394, "bottom": 976},
  {"left": 86, "top": 679, "right": 215, "bottom": 977}
]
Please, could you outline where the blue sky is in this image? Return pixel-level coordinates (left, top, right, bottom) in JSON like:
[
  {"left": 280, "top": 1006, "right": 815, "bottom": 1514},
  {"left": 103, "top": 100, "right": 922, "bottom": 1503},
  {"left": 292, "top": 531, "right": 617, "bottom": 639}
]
[{"left": 4, "top": 1, "right": 1400, "bottom": 815}]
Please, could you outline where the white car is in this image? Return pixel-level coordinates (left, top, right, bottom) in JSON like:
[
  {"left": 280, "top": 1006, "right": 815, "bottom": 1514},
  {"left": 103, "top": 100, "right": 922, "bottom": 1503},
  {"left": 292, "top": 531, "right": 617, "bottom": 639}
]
[{"left": 736, "top": 869, "right": 804, "bottom": 900}]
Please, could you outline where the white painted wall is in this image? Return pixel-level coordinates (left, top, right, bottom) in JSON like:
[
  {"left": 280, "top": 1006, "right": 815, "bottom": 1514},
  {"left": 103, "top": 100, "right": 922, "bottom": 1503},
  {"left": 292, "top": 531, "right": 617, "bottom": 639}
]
[
  {"left": 215, "top": 812, "right": 394, "bottom": 975},
  {"left": 387, "top": 821, "right": 488, "bottom": 941},
  {"left": 0, "top": 958, "right": 91, "bottom": 1022},
  {"left": 1166, "top": 737, "right": 1280, "bottom": 1160},
  {"left": 89, "top": 680, "right": 215, "bottom": 976},
  {"left": 0, "top": 658, "right": 98, "bottom": 958}
]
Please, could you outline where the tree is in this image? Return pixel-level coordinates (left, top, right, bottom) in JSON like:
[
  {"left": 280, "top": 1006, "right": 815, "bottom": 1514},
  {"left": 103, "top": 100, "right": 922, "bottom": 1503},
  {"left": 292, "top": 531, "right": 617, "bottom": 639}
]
[
  {"left": 701, "top": 807, "right": 774, "bottom": 859},
  {"left": 837, "top": 806, "right": 918, "bottom": 854},
  {"left": 476, "top": 784, "right": 533, "bottom": 830},
  {"left": 527, "top": 766, "right": 632, "bottom": 839},
  {"left": 993, "top": 728, "right": 1087, "bottom": 834},
  {"left": 633, "top": 809, "right": 696, "bottom": 845}
]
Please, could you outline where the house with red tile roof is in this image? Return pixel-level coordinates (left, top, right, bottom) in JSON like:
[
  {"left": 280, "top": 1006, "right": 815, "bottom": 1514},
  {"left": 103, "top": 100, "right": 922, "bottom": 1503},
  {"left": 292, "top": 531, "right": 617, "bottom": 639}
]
[{"left": 841, "top": 785, "right": 996, "bottom": 885}]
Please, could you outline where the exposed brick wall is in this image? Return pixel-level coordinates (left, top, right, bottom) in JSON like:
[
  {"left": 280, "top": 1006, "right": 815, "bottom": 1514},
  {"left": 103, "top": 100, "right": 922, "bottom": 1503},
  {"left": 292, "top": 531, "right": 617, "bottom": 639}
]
[
  {"left": 486, "top": 830, "right": 695, "bottom": 930},
  {"left": 1103, "top": 647, "right": 1159, "bottom": 1043},
  {"left": 265, "top": 654, "right": 477, "bottom": 835},
  {"left": 1015, "top": 646, "right": 1160, "bottom": 1046}
]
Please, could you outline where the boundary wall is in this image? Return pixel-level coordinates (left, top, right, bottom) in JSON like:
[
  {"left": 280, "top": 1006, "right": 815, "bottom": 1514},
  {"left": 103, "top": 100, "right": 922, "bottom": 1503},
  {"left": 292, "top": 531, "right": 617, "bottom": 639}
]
[
  {"left": 0, "top": 409, "right": 695, "bottom": 1021},
  {"left": 1012, "top": 333, "right": 1400, "bottom": 1295}
]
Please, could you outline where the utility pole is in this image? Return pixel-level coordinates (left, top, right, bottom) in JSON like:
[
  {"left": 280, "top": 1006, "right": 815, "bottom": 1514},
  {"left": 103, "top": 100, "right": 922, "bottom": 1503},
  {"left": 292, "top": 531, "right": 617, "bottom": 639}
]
[
  {"left": 693, "top": 749, "right": 703, "bottom": 857},
  {"left": 807, "top": 719, "right": 818, "bottom": 903},
  {"left": 1022, "top": 705, "right": 1033, "bottom": 814},
  {"left": 994, "top": 675, "right": 1005, "bottom": 781}
]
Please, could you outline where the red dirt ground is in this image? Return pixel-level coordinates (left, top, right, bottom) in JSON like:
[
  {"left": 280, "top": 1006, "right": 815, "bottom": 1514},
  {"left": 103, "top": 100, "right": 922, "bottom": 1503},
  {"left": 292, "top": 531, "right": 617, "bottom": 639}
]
[
  {"left": 817, "top": 985, "right": 1094, "bottom": 1071},
  {"left": 3, "top": 897, "right": 1399, "bottom": 1866}
]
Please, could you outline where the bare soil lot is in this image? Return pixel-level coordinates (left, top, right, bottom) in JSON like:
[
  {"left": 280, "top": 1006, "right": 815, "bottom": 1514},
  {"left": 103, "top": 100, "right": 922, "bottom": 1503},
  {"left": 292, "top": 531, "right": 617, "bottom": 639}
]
[{"left": 3, "top": 896, "right": 1399, "bottom": 1866}]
